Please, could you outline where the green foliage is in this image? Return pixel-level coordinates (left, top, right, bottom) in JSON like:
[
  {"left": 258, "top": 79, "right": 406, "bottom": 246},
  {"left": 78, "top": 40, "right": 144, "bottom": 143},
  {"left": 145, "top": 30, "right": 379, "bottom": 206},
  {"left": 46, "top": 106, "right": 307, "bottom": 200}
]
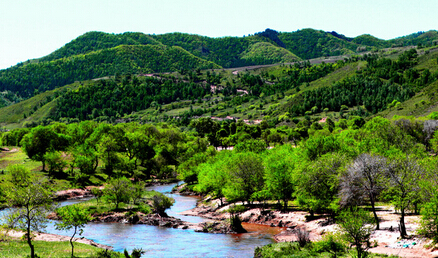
[
  {"left": 104, "top": 177, "right": 134, "bottom": 209},
  {"left": 20, "top": 125, "right": 70, "bottom": 171},
  {"left": 418, "top": 194, "right": 438, "bottom": 243},
  {"left": 234, "top": 139, "right": 267, "bottom": 153},
  {"left": 312, "top": 232, "right": 347, "bottom": 258},
  {"left": 55, "top": 204, "right": 92, "bottom": 258},
  {"left": 337, "top": 208, "right": 375, "bottom": 258},
  {"left": 3, "top": 165, "right": 56, "bottom": 258},
  {"left": 151, "top": 192, "right": 174, "bottom": 216},
  {"left": 263, "top": 145, "right": 297, "bottom": 210},
  {"left": 295, "top": 153, "right": 345, "bottom": 216}
]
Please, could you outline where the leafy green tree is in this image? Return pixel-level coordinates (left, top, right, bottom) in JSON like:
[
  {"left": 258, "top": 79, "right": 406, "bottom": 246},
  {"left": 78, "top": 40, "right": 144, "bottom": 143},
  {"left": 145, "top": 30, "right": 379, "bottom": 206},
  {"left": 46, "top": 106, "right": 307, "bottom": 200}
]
[
  {"left": 4, "top": 165, "right": 56, "bottom": 258},
  {"left": 44, "top": 151, "right": 67, "bottom": 178},
  {"left": 295, "top": 153, "right": 345, "bottom": 217},
  {"left": 385, "top": 156, "right": 423, "bottom": 238},
  {"left": 418, "top": 194, "right": 438, "bottom": 243},
  {"left": 20, "top": 126, "right": 70, "bottom": 171},
  {"left": 337, "top": 208, "right": 375, "bottom": 258},
  {"left": 195, "top": 153, "right": 230, "bottom": 206},
  {"left": 223, "top": 152, "right": 264, "bottom": 204},
  {"left": 55, "top": 204, "right": 92, "bottom": 258},
  {"left": 152, "top": 192, "right": 175, "bottom": 216},
  {"left": 263, "top": 145, "right": 297, "bottom": 211},
  {"left": 104, "top": 177, "right": 133, "bottom": 210},
  {"left": 234, "top": 139, "right": 267, "bottom": 153}
]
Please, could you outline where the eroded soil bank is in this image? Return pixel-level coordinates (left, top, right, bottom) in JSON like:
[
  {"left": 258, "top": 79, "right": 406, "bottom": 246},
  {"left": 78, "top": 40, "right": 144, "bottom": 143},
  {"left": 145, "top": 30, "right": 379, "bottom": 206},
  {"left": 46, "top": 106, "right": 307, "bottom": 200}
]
[{"left": 177, "top": 192, "right": 438, "bottom": 258}]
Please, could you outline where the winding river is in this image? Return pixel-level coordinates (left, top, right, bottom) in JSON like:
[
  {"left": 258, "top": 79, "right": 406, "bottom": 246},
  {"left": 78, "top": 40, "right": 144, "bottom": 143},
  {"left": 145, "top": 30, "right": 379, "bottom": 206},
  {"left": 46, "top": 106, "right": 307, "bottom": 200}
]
[{"left": 3, "top": 183, "right": 278, "bottom": 257}]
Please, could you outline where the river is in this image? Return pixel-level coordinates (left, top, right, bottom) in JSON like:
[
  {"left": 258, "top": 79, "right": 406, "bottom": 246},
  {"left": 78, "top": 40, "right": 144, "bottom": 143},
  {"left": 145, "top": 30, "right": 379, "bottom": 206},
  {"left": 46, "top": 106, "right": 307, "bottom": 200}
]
[{"left": 2, "top": 183, "right": 278, "bottom": 257}]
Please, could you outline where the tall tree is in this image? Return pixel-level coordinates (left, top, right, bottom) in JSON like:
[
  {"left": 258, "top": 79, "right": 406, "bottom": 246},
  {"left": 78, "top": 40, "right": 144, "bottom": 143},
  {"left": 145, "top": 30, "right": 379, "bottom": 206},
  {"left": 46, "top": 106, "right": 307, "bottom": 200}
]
[
  {"left": 4, "top": 165, "right": 56, "bottom": 258},
  {"left": 385, "top": 156, "right": 423, "bottom": 238},
  {"left": 20, "top": 126, "right": 70, "bottom": 171},
  {"left": 339, "top": 153, "right": 387, "bottom": 229}
]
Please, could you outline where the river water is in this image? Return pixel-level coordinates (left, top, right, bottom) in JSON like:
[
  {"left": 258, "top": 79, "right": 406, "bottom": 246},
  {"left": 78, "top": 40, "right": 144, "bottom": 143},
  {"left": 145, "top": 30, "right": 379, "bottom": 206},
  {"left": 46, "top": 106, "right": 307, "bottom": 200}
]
[{"left": 2, "top": 183, "right": 278, "bottom": 257}]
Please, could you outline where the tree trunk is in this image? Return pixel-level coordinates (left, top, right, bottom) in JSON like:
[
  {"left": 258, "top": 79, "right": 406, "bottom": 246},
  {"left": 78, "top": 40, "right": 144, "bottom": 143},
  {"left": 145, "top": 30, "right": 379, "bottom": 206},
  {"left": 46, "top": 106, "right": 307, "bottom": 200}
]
[
  {"left": 283, "top": 198, "right": 288, "bottom": 212},
  {"left": 369, "top": 194, "right": 380, "bottom": 230},
  {"left": 27, "top": 207, "right": 35, "bottom": 258},
  {"left": 70, "top": 227, "right": 77, "bottom": 258},
  {"left": 42, "top": 159, "right": 46, "bottom": 172},
  {"left": 400, "top": 209, "right": 407, "bottom": 238}
]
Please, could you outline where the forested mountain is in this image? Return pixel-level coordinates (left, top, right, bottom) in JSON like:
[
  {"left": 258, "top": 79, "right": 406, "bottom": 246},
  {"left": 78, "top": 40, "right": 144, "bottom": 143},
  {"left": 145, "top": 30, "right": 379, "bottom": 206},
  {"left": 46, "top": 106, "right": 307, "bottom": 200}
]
[
  {"left": 0, "top": 44, "right": 219, "bottom": 99},
  {"left": 1, "top": 28, "right": 438, "bottom": 106},
  {"left": 1, "top": 44, "right": 437, "bottom": 130}
]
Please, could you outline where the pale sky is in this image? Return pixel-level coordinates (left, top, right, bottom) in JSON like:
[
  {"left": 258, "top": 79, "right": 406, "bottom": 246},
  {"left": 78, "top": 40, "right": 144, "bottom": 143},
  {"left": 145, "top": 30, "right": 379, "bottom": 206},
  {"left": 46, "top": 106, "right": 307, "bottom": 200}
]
[{"left": 1, "top": 0, "right": 437, "bottom": 69}]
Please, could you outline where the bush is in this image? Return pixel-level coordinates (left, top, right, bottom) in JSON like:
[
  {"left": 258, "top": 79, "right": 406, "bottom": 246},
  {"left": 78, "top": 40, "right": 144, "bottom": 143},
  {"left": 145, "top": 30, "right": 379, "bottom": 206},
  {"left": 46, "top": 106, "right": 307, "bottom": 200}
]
[
  {"left": 312, "top": 232, "right": 346, "bottom": 257},
  {"left": 152, "top": 192, "right": 174, "bottom": 216},
  {"left": 294, "top": 227, "right": 311, "bottom": 248}
]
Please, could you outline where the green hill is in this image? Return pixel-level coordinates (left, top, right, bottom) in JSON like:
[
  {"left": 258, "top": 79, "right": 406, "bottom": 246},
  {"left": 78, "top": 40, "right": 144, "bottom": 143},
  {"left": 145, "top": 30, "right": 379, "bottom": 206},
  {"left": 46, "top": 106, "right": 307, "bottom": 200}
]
[
  {"left": 39, "top": 31, "right": 162, "bottom": 62},
  {"left": 1, "top": 47, "right": 438, "bottom": 129},
  {"left": 0, "top": 44, "right": 220, "bottom": 99},
  {"left": 1, "top": 28, "right": 438, "bottom": 124}
]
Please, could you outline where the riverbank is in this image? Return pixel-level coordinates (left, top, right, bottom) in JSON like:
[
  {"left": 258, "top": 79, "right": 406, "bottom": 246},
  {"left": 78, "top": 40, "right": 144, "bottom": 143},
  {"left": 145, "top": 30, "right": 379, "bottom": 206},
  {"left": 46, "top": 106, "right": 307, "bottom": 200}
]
[
  {"left": 179, "top": 195, "right": 438, "bottom": 258},
  {"left": 2, "top": 229, "right": 112, "bottom": 250}
]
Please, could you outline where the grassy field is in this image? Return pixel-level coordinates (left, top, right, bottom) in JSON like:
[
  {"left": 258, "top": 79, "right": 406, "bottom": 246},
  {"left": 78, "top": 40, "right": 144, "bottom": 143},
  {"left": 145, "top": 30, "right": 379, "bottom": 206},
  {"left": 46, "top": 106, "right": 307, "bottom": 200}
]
[
  {"left": 0, "top": 147, "right": 42, "bottom": 172},
  {"left": 0, "top": 239, "right": 119, "bottom": 258}
]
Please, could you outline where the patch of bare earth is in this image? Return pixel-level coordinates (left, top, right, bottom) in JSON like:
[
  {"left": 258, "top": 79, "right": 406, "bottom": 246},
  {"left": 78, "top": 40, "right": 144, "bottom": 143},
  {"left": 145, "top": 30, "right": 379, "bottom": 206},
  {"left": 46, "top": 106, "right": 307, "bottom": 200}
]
[
  {"left": 2, "top": 229, "right": 112, "bottom": 249},
  {"left": 181, "top": 200, "right": 438, "bottom": 258}
]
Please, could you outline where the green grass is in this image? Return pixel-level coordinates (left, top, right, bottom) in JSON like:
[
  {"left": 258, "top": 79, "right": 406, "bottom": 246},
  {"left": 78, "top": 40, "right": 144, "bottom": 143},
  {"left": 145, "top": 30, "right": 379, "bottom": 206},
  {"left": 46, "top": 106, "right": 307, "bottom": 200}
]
[
  {"left": 0, "top": 147, "right": 42, "bottom": 172},
  {"left": 255, "top": 241, "right": 399, "bottom": 258},
  {"left": 0, "top": 239, "right": 115, "bottom": 258}
]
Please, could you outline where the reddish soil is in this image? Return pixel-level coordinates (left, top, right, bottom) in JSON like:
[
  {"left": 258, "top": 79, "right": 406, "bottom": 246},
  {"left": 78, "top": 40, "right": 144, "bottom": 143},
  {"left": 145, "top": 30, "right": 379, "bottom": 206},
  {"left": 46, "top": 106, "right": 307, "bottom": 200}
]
[{"left": 180, "top": 197, "right": 438, "bottom": 258}]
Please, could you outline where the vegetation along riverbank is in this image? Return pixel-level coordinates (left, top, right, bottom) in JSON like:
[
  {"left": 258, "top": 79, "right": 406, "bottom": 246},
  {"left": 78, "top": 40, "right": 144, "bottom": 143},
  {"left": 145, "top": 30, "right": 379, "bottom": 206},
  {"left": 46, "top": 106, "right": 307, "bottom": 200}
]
[{"left": 2, "top": 31, "right": 438, "bottom": 256}]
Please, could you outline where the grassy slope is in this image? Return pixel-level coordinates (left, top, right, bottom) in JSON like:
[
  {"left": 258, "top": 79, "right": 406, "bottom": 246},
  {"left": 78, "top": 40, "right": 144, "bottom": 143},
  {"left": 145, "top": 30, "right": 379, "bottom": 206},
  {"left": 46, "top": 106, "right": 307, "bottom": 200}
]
[
  {"left": 240, "top": 42, "right": 301, "bottom": 64},
  {"left": 0, "top": 82, "right": 81, "bottom": 129}
]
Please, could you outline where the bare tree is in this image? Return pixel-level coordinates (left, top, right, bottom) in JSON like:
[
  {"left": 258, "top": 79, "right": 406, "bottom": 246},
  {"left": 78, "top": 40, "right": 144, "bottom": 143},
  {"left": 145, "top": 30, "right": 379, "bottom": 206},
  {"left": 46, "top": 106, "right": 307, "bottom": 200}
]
[
  {"left": 339, "top": 154, "right": 387, "bottom": 230},
  {"left": 423, "top": 120, "right": 438, "bottom": 149}
]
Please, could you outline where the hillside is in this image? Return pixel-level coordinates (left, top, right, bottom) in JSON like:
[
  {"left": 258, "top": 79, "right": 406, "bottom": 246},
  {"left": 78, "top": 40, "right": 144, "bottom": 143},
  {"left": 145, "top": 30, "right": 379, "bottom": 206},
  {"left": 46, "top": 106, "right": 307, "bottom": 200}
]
[
  {"left": 1, "top": 46, "right": 437, "bottom": 130},
  {"left": 1, "top": 28, "right": 438, "bottom": 106},
  {"left": 0, "top": 44, "right": 220, "bottom": 99}
]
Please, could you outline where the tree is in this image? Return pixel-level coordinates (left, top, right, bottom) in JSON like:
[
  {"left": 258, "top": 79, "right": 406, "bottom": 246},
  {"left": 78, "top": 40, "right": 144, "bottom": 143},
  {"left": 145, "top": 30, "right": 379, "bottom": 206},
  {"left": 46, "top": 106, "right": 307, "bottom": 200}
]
[
  {"left": 385, "top": 156, "right": 423, "bottom": 238},
  {"left": 295, "top": 153, "right": 344, "bottom": 217},
  {"left": 104, "top": 177, "right": 133, "bottom": 209},
  {"left": 223, "top": 152, "right": 265, "bottom": 204},
  {"left": 418, "top": 194, "right": 438, "bottom": 243},
  {"left": 234, "top": 139, "right": 267, "bottom": 153},
  {"left": 55, "top": 204, "right": 92, "bottom": 258},
  {"left": 20, "top": 126, "right": 70, "bottom": 171},
  {"left": 338, "top": 208, "right": 375, "bottom": 258},
  {"left": 4, "top": 165, "right": 56, "bottom": 258},
  {"left": 152, "top": 192, "right": 174, "bottom": 216},
  {"left": 339, "top": 154, "right": 387, "bottom": 230},
  {"left": 263, "top": 145, "right": 297, "bottom": 211}
]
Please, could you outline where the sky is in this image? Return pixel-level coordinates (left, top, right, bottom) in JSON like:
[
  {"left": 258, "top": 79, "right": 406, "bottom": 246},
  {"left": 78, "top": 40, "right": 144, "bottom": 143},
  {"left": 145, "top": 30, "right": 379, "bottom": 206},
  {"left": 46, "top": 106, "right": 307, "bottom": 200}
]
[{"left": 1, "top": 0, "right": 437, "bottom": 69}]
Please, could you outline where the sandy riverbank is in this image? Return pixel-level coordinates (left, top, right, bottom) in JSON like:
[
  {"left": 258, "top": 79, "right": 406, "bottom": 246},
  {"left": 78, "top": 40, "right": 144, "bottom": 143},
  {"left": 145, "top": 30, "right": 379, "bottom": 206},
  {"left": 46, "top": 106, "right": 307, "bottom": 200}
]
[
  {"left": 2, "top": 229, "right": 112, "bottom": 250},
  {"left": 179, "top": 196, "right": 438, "bottom": 258}
]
